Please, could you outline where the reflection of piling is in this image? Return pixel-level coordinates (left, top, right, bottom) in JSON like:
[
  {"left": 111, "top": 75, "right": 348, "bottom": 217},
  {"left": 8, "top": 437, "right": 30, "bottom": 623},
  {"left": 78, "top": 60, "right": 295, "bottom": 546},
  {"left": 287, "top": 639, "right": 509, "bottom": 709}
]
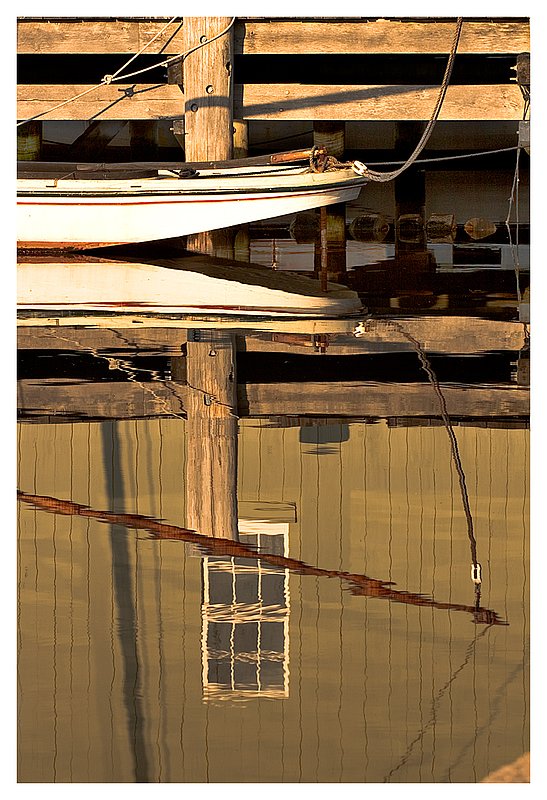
[
  {"left": 348, "top": 213, "right": 391, "bottom": 242},
  {"left": 426, "top": 213, "right": 457, "bottom": 243},
  {"left": 394, "top": 122, "right": 426, "bottom": 255},
  {"left": 185, "top": 333, "right": 239, "bottom": 540}
]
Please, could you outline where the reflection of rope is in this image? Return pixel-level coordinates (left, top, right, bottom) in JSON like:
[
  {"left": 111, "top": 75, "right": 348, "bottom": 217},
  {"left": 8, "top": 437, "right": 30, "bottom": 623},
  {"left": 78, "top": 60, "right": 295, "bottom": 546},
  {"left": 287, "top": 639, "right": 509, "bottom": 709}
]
[
  {"left": 17, "top": 17, "right": 235, "bottom": 127},
  {"left": 383, "top": 623, "right": 493, "bottom": 781},
  {"left": 362, "top": 17, "right": 464, "bottom": 183},
  {"left": 35, "top": 328, "right": 187, "bottom": 420},
  {"left": 391, "top": 322, "right": 481, "bottom": 588}
]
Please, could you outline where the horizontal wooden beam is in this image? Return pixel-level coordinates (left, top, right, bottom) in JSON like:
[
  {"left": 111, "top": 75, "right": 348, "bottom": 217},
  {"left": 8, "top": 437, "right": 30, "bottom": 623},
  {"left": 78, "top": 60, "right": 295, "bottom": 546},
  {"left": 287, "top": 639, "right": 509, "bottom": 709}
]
[
  {"left": 16, "top": 317, "right": 526, "bottom": 355},
  {"left": 17, "top": 379, "right": 186, "bottom": 420},
  {"left": 17, "top": 83, "right": 183, "bottom": 121},
  {"left": 239, "top": 381, "right": 529, "bottom": 418},
  {"left": 18, "top": 82, "right": 524, "bottom": 122},
  {"left": 17, "top": 379, "right": 528, "bottom": 420},
  {"left": 236, "top": 19, "right": 529, "bottom": 55},
  {"left": 238, "top": 83, "right": 525, "bottom": 121},
  {"left": 17, "top": 19, "right": 186, "bottom": 55},
  {"left": 16, "top": 326, "right": 188, "bottom": 353},
  {"left": 17, "top": 19, "right": 529, "bottom": 56}
]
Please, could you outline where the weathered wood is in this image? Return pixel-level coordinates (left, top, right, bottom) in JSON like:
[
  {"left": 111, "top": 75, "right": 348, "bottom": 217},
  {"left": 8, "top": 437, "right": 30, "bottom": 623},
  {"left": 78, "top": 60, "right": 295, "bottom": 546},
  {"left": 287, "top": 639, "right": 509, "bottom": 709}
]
[
  {"left": 17, "top": 120, "right": 41, "bottom": 159},
  {"left": 17, "top": 19, "right": 529, "bottom": 57},
  {"left": 184, "top": 334, "right": 239, "bottom": 539},
  {"left": 17, "top": 379, "right": 186, "bottom": 419},
  {"left": 16, "top": 325, "right": 188, "bottom": 353},
  {"left": 238, "top": 382, "right": 529, "bottom": 418},
  {"left": 17, "top": 18, "right": 186, "bottom": 54},
  {"left": 16, "top": 315, "right": 527, "bottom": 356},
  {"left": 183, "top": 17, "right": 234, "bottom": 256},
  {"left": 17, "top": 83, "right": 184, "bottom": 121},
  {"left": 17, "top": 379, "right": 528, "bottom": 420},
  {"left": 18, "top": 82, "right": 525, "bottom": 123},
  {"left": 183, "top": 17, "right": 233, "bottom": 162},
  {"left": 235, "top": 19, "right": 530, "bottom": 55},
  {"left": 238, "top": 83, "right": 524, "bottom": 121}
]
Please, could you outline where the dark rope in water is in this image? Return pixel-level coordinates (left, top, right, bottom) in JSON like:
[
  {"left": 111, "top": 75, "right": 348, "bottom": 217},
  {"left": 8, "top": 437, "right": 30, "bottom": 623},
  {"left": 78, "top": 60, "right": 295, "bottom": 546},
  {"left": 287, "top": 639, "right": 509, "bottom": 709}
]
[{"left": 391, "top": 323, "right": 479, "bottom": 576}]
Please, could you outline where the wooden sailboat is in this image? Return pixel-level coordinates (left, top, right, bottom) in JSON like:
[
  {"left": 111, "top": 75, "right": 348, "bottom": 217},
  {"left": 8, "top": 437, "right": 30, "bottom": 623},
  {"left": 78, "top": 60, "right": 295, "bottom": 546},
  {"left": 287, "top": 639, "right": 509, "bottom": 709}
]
[{"left": 17, "top": 148, "right": 368, "bottom": 250}]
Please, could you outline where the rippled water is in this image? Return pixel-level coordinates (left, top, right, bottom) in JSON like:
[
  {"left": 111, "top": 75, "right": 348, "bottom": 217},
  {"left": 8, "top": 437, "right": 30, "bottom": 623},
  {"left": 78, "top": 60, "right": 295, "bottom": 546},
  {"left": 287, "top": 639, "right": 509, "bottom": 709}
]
[{"left": 17, "top": 160, "right": 530, "bottom": 783}]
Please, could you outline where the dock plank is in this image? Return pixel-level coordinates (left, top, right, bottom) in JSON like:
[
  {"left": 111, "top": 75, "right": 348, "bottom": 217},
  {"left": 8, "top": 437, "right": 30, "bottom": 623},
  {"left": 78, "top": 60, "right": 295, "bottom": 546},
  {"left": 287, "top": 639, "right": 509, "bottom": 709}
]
[
  {"left": 17, "top": 83, "right": 184, "bottom": 121},
  {"left": 238, "top": 83, "right": 524, "bottom": 121},
  {"left": 19, "top": 82, "right": 524, "bottom": 122},
  {"left": 17, "top": 19, "right": 529, "bottom": 56},
  {"left": 17, "top": 379, "right": 528, "bottom": 420},
  {"left": 17, "top": 19, "right": 186, "bottom": 55},
  {"left": 236, "top": 19, "right": 529, "bottom": 55}
]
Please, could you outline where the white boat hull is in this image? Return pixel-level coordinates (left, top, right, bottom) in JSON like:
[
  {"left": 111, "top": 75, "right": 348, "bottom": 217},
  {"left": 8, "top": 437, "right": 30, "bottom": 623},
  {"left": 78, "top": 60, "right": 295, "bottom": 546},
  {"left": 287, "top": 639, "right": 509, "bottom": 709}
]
[
  {"left": 17, "top": 256, "right": 364, "bottom": 318},
  {"left": 17, "top": 167, "right": 366, "bottom": 249}
]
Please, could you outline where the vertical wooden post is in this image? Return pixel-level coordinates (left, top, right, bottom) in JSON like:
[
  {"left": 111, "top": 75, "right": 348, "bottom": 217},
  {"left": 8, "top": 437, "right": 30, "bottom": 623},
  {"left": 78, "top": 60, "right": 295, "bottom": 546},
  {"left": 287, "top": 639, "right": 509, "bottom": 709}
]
[
  {"left": 392, "top": 122, "right": 435, "bottom": 303},
  {"left": 233, "top": 119, "right": 251, "bottom": 262},
  {"left": 129, "top": 120, "right": 158, "bottom": 160},
  {"left": 17, "top": 120, "right": 41, "bottom": 161},
  {"left": 313, "top": 122, "right": 347, "bottom": 283},
  {"left": 183, "top": 17, "right": 235, "bottom": 257},
  {"left": 184, "top": 333, "right": 239, "bottom": 540}
]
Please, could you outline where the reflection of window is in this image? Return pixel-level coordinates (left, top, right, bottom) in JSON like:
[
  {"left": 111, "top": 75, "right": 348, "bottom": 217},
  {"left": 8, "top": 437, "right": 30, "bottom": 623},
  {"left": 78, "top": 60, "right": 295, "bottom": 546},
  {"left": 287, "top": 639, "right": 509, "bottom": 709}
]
[{"left": 201, "top": 517, "right": 291, "bottom": 701}]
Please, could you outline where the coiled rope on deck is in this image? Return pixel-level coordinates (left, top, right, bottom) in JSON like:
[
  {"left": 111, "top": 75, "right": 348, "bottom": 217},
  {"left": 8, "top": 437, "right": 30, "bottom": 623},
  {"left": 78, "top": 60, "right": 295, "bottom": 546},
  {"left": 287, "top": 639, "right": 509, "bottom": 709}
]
[{"left": 356, "top": 17, "right": 464, "bottom": 183}]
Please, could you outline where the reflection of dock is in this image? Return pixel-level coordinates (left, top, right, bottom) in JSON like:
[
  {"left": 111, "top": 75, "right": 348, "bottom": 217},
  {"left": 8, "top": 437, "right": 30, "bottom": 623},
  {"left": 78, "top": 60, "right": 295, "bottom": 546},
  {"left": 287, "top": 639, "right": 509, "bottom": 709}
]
[
  {"left": 16, "top": 377, "right": 528, "bottom": 423},
  {"left": 17, "top": 314, "right": 528, "bottom": 354},
  {"left": 17, "top": 314, "right": 529, "bottom": 424}
]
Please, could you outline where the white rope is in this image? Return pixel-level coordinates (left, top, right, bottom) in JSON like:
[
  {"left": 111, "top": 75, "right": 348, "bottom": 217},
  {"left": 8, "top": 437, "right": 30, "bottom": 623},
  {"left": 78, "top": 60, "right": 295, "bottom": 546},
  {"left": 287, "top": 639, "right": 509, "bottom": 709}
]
[
  {"left": 17, "top": 17, "right": 235, "bottom": 128},
  {"left": 106, "top": 15, "right": 180, "bottom": 83}
]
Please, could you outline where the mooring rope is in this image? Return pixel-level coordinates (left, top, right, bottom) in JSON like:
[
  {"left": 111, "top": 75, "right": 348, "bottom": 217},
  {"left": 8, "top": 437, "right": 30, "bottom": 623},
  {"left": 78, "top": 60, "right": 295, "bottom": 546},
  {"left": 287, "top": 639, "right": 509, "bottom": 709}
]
[
  {"left": 355, "top": 17, "right": 464, "bottom": 183},
  {"left": 390, "top": 321, "right": 482, "bottom": 592},
  {"left": 17, "top": 17, "right": 236, "bottom": 128}
]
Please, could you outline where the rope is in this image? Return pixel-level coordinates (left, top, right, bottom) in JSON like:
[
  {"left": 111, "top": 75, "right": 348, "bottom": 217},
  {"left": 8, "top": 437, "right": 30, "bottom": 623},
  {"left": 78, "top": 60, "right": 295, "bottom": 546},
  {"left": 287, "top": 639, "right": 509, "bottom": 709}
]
[
  {"left": 505, "top": 143, "right": 523, "bottom": 304},
  {"left": 17, "top": 17, "right": 235, "bottom": 128},
  {"left": 390, "top": 322, "right": 482, "bottom": 589},
  {"left": 360, "top": 17, "right": 464, "bottom": 183}
]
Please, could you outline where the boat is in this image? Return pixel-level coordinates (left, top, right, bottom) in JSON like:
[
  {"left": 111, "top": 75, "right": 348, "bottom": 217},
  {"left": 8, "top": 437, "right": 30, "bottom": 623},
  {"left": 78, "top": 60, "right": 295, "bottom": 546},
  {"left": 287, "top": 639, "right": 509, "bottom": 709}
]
[
  {"left": 17, "top": 148, "right": 368, "bottom": 250},
  {"left": 17, "top": 250, "right": 364, "bottom": 318}
]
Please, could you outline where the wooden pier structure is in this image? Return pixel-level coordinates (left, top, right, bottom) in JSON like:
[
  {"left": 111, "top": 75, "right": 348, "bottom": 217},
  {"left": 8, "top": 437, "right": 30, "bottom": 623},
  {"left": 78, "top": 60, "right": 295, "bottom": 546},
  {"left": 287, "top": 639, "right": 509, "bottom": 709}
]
[
  {"left": 17, "top": 16, "right": 531, "bottom": 267},
  {"left": 17, "top": 17, "right": 530, "bottom": 131}
]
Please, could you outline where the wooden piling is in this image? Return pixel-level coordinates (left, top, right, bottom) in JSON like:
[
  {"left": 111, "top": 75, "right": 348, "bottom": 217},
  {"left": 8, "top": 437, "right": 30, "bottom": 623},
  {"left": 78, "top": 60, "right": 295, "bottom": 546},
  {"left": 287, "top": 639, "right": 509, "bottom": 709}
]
[
  {"left": 312, "top": 122, "right": 347, "bottom": 283},
  {"left": 182, "top": 17, "right": 235, "bottom": 257},
  {"left": 17, "top": 120, "right": 41, "bottom": 160},
  {"left": 184, "top": 333, "right": 239, "bottom": 540}
]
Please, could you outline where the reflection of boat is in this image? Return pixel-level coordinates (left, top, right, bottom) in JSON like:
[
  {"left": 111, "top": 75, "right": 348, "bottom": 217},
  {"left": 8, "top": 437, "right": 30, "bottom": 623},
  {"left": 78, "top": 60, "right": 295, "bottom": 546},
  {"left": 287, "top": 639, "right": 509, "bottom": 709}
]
[
  {"left": 17, "top": 252, "right": 364, "bottom": 317},
  {"left": 16, "top": 150, "right": 367, "bottom": 249}
]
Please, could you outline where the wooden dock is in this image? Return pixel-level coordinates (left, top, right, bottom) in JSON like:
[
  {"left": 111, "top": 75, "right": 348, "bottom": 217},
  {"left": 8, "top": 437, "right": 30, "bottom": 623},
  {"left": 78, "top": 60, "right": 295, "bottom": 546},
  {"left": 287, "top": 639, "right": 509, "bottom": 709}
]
[
  {"left": 17, "top": 17, "right": 530, "bottom": 160},
  {"left": 17, "top": 17, "right": 529, "bottom": 125}
]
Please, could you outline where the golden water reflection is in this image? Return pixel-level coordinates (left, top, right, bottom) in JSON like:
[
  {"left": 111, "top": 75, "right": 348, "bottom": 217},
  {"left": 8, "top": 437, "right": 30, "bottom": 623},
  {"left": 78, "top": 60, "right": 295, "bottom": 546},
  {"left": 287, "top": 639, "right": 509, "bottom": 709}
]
[{"left": 17, "top": 408, "right": 529, "bottom": 782}]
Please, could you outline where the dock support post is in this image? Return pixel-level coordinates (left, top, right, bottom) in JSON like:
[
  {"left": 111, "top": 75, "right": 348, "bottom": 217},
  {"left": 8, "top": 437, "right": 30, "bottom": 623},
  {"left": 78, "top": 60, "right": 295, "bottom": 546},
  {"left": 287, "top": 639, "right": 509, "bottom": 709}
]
[
  {"left": 391, "top": 122, "right": 436, "bottom": 305},
  {"left": 313, "top": 122, "right": 347, "bottom": 284},
  {"left": 183, "top": 16, "right": 235, "bottom": 258},
  {"left": 184, "top": 333, "right": 239, "bottom": 541},
  {"left": 17, "top": 120, "right": 42, "bottom": 161},
  {"left": 233, "top": 119, "right": 251, "bottom": 262}
]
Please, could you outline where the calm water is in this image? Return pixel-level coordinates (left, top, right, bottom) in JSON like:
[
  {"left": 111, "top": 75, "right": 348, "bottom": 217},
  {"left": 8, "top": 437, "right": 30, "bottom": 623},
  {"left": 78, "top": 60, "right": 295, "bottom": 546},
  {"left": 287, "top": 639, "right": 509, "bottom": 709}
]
[{"left": 17, "top": 164, "right": 530, "bottom": 783}]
